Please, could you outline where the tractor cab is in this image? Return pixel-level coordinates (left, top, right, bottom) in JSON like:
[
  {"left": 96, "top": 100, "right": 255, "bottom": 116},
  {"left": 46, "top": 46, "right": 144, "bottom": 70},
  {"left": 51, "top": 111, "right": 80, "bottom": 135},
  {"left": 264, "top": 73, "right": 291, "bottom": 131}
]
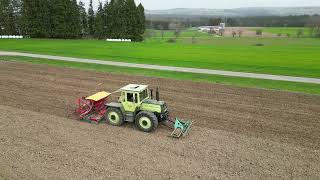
[{"left": 118, "top": 84, "right": 149, "bottom": 112}]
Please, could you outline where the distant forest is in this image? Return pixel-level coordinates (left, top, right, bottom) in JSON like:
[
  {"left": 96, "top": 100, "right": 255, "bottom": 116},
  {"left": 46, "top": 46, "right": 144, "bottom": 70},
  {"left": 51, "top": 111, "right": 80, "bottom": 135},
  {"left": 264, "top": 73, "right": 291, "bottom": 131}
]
[
  {"left": 0, "top": 0, "right": 146, "bottom": 41},
  {"left": 146, "top": 15, "right": 320, "bottom": 30},
  {"left": 1, "top": 0, "right": 320, "bottom": 40}
]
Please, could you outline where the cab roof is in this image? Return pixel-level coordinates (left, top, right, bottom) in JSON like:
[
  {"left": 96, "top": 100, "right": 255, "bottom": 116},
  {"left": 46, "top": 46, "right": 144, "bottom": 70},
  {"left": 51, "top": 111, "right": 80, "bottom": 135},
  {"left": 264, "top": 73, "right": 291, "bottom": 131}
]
[{"left": 120, "top": 84, "right": 148, "bottom": 92}]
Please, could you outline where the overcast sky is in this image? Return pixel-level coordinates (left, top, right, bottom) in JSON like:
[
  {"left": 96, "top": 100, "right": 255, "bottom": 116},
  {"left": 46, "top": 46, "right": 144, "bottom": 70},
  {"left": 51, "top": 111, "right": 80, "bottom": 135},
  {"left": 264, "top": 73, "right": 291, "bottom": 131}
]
[{"left": 79, "top": 0, "right": 320, "bottom": 10}]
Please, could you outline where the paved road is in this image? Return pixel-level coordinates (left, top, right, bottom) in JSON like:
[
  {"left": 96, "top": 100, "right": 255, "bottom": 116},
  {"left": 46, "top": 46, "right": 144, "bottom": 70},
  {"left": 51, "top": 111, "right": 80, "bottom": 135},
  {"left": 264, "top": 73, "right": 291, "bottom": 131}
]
[{"left": 1, "top": 51, "right": 320, "bottom": 84}]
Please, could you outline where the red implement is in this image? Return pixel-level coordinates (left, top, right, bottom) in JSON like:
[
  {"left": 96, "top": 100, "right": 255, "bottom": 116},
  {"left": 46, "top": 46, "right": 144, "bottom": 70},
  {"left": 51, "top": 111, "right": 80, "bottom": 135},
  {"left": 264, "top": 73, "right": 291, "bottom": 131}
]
[{"left": 75, "top": 91, "right": 111, "bottom": 124}]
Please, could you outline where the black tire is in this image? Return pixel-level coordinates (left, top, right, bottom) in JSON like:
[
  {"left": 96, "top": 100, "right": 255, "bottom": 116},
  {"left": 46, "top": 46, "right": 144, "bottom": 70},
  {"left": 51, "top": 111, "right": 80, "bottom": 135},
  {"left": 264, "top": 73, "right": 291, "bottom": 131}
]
[
  {"left": 135, "top": 111, "right": 158, "bottom": 132},
  {"left": 106, "top": 107, "right": 124, "bottom": 126}
]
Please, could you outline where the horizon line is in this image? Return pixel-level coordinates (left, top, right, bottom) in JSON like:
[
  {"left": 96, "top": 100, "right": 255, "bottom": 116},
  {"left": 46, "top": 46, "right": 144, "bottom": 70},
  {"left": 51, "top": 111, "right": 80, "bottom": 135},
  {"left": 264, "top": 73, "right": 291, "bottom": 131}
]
[{"left": 146, "top": 6, "right": 320, "bottom": 11}]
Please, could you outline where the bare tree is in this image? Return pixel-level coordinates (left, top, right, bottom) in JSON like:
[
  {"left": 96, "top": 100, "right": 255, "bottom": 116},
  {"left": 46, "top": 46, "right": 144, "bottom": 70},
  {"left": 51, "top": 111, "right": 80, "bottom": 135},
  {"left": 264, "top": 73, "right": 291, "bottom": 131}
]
[
  {"left": 219, "top": 29, "right": 225, "bottom": 36},
  {"left": 143, "top": 30, "right": 153, "bottom": 39},
  {"left": 296, "top": 29, "right": 304, "bottom": 38},
  {"left": 192, "top": 35, "right": 196, "bottom": 44},
  {"left": 174, "top": 29, "right": 181, "bottom": 39},
  {"left": 169, "top": 22, "right": 184, "bottom": 40},
  {"left": 158, "top": 24, "right": 164, "bottom": 39},
  {"left": 256, "top": 29, "right": 263, "bottom": 36},
  {"left": 307, "top": 16, "right": 320, "bottom": 38},
  {"left": 312, "top": 27, "right": 320, "bottom": 38},
  {"left": 232, "top": 31, "right": 237, "bottom": 38},
  {"left": 161, "top": 30, "right": 164, "bottom": 39},
  {"left": 208, "top": 28, "right": 216, "bottom": 35}
]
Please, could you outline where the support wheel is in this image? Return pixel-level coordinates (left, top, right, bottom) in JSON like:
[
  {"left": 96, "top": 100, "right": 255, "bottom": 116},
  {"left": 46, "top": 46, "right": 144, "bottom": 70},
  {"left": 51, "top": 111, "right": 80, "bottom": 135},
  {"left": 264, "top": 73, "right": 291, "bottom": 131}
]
[
  {"left": 135, "top": 111, "right": 158, "bottom": 132},
  {"left": 106, "top": 107, "right": 124, "bottom": 126}
]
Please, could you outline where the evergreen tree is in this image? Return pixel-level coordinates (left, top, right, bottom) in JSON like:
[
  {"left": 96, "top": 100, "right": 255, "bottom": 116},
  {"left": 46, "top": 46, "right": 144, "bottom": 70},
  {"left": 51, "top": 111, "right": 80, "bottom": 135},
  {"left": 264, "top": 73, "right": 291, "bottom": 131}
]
[
  {"left": 0, "top": 0, "right": 5, "bottom": 34},
  {"left": 125, "top": 0, "right": 137, "bottom": 40},
  {"left": 50, "top": 0, "right": 68, "bottom": 38},
  {"left": 12, "top": 0, "right": 22, "bottom": 34},
  {"left": 0, "top": 0, "right": 11, "bottom": 34},
  {"left": 69, "top": 0, "right": 81, "bottom": 38},
  {"left": 21, "top": 0, "right": 51, "bottom": 37},
  {"left": 103, "top": 1, "right": 108, "bottom": 36},
  {"left": 94, "top": 1, "right": 105, "bottom": 39},
  {"left": 136, "top": 3, "right": 146, "bottom": 41},
  {"left": 0, "top": 0, "right": 21, "bottom": 35},
  {"left": 7, "top": 0, "right": 16, "bottom": 34},
  {"left": 88, "top": 0, "right": 94, "bottom": 36},
  {"left": 106, "top": 0, "right": 115, "bottom": 38},
  {"left": 117, "top": 0, "right": 127, "bottom": 38},
  {"left": 78, "top": 1, "right": 88, "bottom": 36},
  {"left": 18, "top": 0, "right": 146, "bottom": 40}
]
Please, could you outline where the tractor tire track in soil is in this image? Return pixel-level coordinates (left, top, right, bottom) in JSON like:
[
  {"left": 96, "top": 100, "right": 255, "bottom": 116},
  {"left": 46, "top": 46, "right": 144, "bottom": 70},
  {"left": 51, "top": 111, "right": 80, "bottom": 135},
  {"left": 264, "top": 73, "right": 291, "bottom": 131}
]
[{"left": 0, "top": 61, "right": 319, "bottom": 179}]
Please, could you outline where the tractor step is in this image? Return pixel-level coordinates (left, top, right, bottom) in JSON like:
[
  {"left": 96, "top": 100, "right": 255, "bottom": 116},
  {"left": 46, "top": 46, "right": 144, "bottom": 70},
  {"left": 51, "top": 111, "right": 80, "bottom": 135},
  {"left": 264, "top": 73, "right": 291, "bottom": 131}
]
[{"left": 125, "top": 112, "right": 134, "bottom": 122}]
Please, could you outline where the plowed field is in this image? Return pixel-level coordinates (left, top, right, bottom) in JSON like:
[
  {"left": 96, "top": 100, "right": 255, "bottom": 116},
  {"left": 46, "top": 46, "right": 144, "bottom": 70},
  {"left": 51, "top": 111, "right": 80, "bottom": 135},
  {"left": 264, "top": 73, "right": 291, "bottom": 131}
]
[{"left": 0, "top": 61, "right": 319, "bottom": 179}]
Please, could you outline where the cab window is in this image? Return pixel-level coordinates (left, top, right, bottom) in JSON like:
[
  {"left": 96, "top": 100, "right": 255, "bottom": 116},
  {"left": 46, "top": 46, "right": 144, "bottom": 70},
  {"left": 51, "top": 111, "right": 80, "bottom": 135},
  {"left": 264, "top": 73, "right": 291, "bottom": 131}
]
[
  {"left": 139, "top": 89, "right": 148, "bottom": 101},
  {"left": 121, "top": 92, "right": 125, "bottom": 102},
  {"left": 127, "top": 93, "right": 134, "bottom": 102}
]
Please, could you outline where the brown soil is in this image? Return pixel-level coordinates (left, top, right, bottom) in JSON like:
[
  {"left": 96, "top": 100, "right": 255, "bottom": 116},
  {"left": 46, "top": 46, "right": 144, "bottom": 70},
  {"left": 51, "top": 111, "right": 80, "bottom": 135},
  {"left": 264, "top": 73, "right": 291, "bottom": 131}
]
[
  {"left": 224, "top": 27, "right": 277, "bottom": 37},
  {"left": 0, "top": 61, "right": 319, "bottom": 179}
]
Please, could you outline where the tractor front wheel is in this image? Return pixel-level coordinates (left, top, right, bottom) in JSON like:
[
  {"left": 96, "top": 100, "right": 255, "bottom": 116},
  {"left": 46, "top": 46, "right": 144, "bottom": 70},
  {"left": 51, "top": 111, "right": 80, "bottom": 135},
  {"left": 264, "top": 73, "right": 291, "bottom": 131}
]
[
  {"left": 135, "top": 111, "right": 158, "bottom": 132},
  {"left": 106, "top": 107, "right": 124, "bottom": 126}
]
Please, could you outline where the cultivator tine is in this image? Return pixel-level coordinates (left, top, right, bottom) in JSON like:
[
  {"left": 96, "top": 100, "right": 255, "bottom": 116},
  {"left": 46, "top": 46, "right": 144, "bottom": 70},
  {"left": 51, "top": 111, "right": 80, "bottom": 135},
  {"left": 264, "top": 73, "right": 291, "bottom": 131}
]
[
  {"left": 169, "top": 118, "right": 193, "bottom": 138},
  {"left": 182, "top": 120, "right": 192, "bottom": 137},
  {"left": 171, "top": 128, "right": 182, "bottom": 138}
]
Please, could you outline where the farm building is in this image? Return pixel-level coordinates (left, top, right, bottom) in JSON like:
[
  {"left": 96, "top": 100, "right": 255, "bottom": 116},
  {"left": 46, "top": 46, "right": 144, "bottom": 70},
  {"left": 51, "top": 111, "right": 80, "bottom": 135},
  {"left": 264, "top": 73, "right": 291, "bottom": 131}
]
[{"left": 198, "top": 23, "right": 225, "bottom": 33}]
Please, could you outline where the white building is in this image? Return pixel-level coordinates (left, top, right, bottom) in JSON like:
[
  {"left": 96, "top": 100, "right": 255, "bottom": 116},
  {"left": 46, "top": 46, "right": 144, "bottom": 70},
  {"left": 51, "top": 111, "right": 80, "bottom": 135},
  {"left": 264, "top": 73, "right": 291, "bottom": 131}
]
[{"left": 198, "top": 23, "right": 225, "bottom": 33}]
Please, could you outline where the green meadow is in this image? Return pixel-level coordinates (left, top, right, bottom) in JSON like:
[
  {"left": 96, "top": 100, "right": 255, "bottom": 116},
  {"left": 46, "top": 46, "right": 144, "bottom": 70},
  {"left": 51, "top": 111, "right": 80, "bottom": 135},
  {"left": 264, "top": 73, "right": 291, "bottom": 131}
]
[{"left": 0, "top": 37, "right": 319, "bottom": 78}]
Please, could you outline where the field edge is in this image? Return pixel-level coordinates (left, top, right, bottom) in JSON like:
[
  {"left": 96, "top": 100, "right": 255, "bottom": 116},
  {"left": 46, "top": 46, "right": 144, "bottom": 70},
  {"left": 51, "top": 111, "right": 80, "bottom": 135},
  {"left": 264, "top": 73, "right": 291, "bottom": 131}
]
[{"left": 1, "top": 56, "right": 320, "bottom": 95}]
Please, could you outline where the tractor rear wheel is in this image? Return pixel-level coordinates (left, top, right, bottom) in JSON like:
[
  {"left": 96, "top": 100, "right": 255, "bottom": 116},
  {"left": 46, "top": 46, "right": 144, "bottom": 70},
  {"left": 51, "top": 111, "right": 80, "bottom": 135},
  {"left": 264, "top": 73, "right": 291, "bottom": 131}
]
[
  {"left": 106, "top": 107, "right": 124, "bottom": 126},
  {"left": 135, "top": 111, "right": 158, "bottom": 132}
]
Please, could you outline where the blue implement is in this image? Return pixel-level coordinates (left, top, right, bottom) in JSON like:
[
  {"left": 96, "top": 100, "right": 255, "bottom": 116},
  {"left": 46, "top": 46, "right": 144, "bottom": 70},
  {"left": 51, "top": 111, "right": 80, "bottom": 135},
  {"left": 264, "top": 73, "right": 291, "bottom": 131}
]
[{"left": 170, "top": 118, "right": 193, "bottom": 138}]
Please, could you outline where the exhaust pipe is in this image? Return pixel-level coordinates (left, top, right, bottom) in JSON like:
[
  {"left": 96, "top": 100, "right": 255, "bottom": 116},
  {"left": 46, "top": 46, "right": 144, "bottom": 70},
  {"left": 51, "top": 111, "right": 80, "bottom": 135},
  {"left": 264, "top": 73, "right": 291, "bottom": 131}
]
[
  {"left": 150, "top": 89, "right": 153, "bottom": 99},
  {"left": 156, "top": 87, "right": 160, "bottom": 101}
]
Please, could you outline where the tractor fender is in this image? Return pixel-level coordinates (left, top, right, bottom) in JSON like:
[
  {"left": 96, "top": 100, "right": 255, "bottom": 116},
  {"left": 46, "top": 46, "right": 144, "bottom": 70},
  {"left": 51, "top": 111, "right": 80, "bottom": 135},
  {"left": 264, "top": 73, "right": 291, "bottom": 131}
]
[{"left": 106, "top": 102, "right": 125, "bottom": 115}]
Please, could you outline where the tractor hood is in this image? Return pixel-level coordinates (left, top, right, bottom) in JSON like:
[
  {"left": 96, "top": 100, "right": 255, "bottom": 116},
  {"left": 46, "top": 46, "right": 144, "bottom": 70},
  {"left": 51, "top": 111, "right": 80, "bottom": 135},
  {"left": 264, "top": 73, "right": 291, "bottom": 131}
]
[
  {"left": 140, "top": 99, "right": 167, "bottom": 114},
  {"left": 142, "top": 99, "right": 165, "bottom": 106}
]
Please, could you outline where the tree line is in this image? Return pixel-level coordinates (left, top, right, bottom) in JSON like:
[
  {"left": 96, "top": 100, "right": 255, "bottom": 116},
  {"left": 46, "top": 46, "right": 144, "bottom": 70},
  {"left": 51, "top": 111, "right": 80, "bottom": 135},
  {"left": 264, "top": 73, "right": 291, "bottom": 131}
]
[
  {"left": 146, "top": 15, "right": 320, "bottom": 38},
  {"left": 147, "top": 15, "right": 320, "bottom": 29},
  {"left": 0, "top": 0, "right": 146, "bottom": 41}
]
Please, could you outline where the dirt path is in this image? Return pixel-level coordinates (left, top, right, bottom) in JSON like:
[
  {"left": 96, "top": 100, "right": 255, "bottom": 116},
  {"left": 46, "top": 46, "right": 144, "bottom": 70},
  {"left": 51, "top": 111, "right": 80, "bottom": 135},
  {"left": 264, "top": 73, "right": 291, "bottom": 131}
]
[
  {"left": 0, "top": 61, "right": 319, "bottom": 179},
  {"left": 1, "top": 51, "right": 320, "bottom": 84}
]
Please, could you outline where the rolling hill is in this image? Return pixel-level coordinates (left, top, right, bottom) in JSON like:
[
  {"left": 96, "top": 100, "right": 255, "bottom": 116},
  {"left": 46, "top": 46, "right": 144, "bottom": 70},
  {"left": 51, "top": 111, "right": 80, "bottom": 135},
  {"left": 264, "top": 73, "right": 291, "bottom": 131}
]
[{"left": 146, "top": 7, "right": 320, "bottom": 17}]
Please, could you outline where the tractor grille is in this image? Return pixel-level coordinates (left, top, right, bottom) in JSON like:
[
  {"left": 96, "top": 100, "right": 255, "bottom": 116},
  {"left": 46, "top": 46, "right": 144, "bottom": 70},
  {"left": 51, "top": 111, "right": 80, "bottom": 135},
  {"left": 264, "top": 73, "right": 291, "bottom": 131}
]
[
  {"left": 160, "top": 110, "right": 169, "bottom": 122},
  {"left": 162, "top": 104, "right": 168, "bottom": 113}
]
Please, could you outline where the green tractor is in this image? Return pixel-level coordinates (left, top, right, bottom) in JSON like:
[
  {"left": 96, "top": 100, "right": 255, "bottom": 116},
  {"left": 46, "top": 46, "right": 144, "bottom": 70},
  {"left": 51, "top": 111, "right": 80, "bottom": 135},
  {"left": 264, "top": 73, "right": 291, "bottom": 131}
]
[
  {"left": 106, "top": 84, "right": 192, "bottom": 137},
  {"left": 75, "top": 84, "right": 192, "bottom": 137}
]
